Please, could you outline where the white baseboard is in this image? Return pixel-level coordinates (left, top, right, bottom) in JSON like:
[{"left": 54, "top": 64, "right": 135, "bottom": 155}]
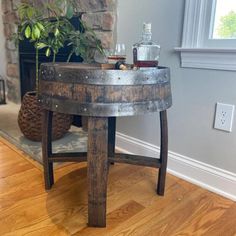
[{"left": 116, "top": 132, "right": 236, "bottom": 201}]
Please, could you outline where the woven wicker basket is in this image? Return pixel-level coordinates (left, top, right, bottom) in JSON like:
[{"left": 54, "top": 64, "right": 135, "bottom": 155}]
[{"left": 18, "top": 92, "right": 72, "bottom": 142}]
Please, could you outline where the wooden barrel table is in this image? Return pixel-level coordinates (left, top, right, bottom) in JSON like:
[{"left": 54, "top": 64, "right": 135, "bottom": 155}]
[{"left": 39, "top": 63, "right": 172, "bottom": 227}]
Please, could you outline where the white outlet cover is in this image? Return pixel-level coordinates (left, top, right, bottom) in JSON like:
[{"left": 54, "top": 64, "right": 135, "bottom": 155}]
[{"left": 214, "top": 103, "right": 235, "bottom": 132}]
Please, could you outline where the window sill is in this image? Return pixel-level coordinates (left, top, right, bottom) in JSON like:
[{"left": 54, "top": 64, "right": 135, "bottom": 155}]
[{"left": 175, "top": 47, "right": 236, "bottom": 71}]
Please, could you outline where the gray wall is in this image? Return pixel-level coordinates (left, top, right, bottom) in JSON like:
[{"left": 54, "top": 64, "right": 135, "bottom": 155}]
[
  {"left": 0, "top": 3, "right": 6, "bottom": 78},
  {"left": 116, "top": 0, "right": 236, "bottom": 173}
]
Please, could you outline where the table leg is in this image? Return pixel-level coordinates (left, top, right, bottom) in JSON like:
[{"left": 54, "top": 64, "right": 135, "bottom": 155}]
[
  {"left": 42, "top": 109, "right": 54, "bottom": 190},
  {"left": 157, "top": 110, "right": 168, "bottom": 196},
  {"left": 108, "top": 117, "right": 116, "bottom": 163},
  {"left": 87, "top": 117, "right": 109, "bottom": 227}
]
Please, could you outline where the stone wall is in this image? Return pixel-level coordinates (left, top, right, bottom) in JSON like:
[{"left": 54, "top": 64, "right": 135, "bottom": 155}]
[
  {"left": 1, "top": 0, "right": 19, "bottom": 102},
  {"left": 1, "top": 0, "right": 117, "bottom": 103}
]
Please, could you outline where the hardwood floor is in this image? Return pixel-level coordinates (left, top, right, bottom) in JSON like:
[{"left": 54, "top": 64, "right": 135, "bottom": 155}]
[{"left": 0, "top": 137, "right": 235, "bottom": 236}]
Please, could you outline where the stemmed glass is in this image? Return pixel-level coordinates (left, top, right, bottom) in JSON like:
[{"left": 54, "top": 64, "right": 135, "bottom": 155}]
[
  {"left": 94, "top": 43, "right": 126, "bottom": 64},
  {"left": 115, "top": 43, "right": 126, "bottom": 60},
  {"left": 107, "top": 43, "right": 126, "bottom": 64}
]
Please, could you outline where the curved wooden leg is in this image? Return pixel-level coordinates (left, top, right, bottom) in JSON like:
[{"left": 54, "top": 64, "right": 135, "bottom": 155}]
[
  {"left": 108, "top": 117, "right": 116, "bottom": 164},
  {"left": 87, "top": 117, "right": 109, "bottom": 227},
  {"left": 42, "top": 109, "right": 54, "bottom": 190},
  {"left": 157, "top": 110, "right": 168, "bottom": 196}
]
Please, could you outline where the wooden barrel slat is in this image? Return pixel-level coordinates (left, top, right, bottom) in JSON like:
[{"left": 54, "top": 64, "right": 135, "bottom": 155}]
[
  {"left": 40, "top": 63, "right": 170, "bottom": 85},
  {"left": 39, "top": 82, "right": 171, "bottom": 103},
  {"left": 39, "top": 63, "right": 172, "bottom": 117}
]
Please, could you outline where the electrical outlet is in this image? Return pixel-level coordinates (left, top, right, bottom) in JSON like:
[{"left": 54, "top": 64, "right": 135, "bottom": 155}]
[{"left": 214, "top": 103, "right": 235, "bottom": 132}]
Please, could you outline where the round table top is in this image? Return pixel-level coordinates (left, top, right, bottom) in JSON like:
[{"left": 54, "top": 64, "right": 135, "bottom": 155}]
[{"left": 39, "top": 63, "right": 172, "bottom": 117}]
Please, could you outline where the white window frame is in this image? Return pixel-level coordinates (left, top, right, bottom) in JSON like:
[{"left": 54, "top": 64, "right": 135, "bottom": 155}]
[{"left": 175, "top": 0, "right": 236, "bottom": 71}]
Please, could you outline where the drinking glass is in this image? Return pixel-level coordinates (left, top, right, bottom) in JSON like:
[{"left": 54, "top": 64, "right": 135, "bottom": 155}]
[
  {"left": 114, "top": 43, "right": 126, "bottom": 59},
  {"left": 94, "top": 44, "right": 127, "bottom": 64},
  {"left": 108, "top": 43, "right": 126, "bottom": 64}
]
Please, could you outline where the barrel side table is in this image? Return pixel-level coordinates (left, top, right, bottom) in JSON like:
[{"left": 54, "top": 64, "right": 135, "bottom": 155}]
[{"left": 39, "top": 63, "right": 172, "bottom": 227}]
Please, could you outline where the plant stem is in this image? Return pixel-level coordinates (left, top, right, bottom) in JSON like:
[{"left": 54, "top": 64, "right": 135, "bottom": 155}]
[
  {"left": 53, "top": 52, "right": 56, "bottom": 63},
  {"left": 36, "top": 47, "right": 39, "bottom": 94},
  {"left": 67, "top": 52, "right": 73, "bottom": 62}
]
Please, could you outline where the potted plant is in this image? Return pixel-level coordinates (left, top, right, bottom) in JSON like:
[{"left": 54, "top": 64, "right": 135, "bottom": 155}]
[{"left": 13, "top": 0, "right": 103, "bottom": 141}]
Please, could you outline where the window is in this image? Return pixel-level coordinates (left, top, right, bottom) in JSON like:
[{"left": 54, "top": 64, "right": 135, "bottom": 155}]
[
  {"left": 212, "top": 0, "right": 236, "bottom": 40},
  {"left": 206, "top": 0, "right": 236, "bottom": 47},
  {"left": 175, "top": 0, "right": 236, "bottom": 71}
]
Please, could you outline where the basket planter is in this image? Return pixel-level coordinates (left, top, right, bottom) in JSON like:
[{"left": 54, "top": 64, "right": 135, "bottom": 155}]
[{"left": 18, "top": 92, "right": 72, "bottom": 141}]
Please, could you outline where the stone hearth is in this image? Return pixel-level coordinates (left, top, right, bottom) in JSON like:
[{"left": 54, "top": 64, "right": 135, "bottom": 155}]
[{"left": 1, "top": 0, "right": 117, "bottom": 103}]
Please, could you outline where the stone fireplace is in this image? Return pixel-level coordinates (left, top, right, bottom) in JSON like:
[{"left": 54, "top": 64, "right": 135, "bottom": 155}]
[{"left": 1, "top": 0, "right": 117, "bottom": 103}]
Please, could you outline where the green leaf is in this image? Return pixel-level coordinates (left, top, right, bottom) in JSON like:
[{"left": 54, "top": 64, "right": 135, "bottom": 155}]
[
  {"left": 31, "top": 33, "right": 36, "bottom": 41},
  {"left": 36, "top": 42, "right": 47, "bottom": 49},
  {"left": 46, "top": 48, "right": 51, "bottom": 57},
  {"left": 66, "top": 5, "right": 74, "bottom": 19},
  {"left": 54, "top": 28, "right": 60, "bottom": 37},
  {"left": 25, "top": 25, "right": 31, "bottom": 38},
  {"left": 19, "top": 10, "right": 24, "bottom": 20},
  {"left": 32, "top": 26, "right": 41, "bottom": 39},
  {"left": 36, "top": 22, "right": 45, "bottom": 31},
  {"left": 27, "top": 7, "right": 33, "bottom": 19}
]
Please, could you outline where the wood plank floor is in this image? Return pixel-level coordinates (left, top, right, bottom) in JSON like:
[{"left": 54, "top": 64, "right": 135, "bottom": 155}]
[{"left": 0, "top": 137, "right": 235, "bottom": 236}]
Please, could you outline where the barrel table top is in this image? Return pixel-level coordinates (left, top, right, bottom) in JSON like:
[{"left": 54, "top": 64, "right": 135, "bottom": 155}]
[{"left": 39, "top": 63, "right": 172, "bottom": 117}]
